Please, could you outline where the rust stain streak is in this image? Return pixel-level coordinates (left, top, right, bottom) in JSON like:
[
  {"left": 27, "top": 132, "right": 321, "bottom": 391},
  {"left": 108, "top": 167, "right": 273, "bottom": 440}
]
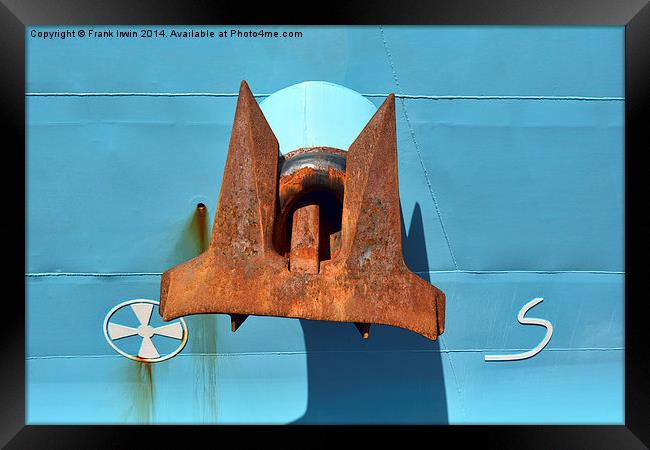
[
  {"left": 126, "top": 361, "right": 154, "bottom": 423},
  {"left": 188, "top": 202, "right": 219, "bottom": 422}
]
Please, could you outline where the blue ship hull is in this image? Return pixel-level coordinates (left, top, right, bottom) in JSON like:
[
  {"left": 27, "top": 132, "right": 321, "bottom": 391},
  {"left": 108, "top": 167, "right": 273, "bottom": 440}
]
[{"left": 26, "top": 25, "right": 624, "bottom": 424}]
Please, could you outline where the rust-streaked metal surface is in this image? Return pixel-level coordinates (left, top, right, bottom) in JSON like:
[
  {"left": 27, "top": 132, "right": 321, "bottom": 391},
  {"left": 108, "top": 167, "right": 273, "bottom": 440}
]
[{"left": 160, "top": 80, "right": 445, "bottom": 340}]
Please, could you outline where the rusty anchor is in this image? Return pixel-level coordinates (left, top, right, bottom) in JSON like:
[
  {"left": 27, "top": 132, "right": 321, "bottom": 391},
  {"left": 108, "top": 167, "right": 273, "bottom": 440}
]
[{"left": 160, "top": 81, "right": 445, "bottom": 341}]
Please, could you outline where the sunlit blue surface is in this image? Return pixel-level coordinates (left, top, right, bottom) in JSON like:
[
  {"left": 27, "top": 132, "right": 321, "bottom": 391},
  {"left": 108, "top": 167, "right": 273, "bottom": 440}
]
[
  {"left": 259, "top": 81, "right": 377, "bottom": 154},
  {"left": 26, "top": 25, "right": 624, "bottom": 424}
]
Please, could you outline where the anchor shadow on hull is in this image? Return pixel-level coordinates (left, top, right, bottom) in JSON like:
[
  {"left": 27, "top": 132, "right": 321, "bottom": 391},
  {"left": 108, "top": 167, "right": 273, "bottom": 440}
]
[{"left": 292, "top": 202, "right": 449, "bottom": 424}]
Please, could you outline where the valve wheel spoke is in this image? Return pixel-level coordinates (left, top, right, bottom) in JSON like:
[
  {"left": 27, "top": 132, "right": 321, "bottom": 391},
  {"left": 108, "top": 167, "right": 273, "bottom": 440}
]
[
  {"left": 107, "top": 322, "right": 139, "bottom": 340},
  {"left": 153, "top": 322, "right": 184, "bottom": 340},
  {"left": 138, "top": 336, "right": 160, "bottom": 359},
  {"left": 131, "top": 303, "right": 154, "bottom": 326}
]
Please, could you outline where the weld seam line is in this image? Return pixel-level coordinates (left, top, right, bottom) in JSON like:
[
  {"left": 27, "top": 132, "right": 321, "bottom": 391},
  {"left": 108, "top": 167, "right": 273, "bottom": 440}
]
[
  {"left": 26, "top": 347, "right": 624, "bottom": 360},
  {"left": 380, "top": 26, "right": 458, "bottom": 270},
  {"left": 25, "top": 270, "right": 625, "bottom": 277},
  {"left": 379, "top": 28, "right": 462, "bottom": 410},
  {"left": 25, "top": 92, "right": 624, "bottom": 101}
]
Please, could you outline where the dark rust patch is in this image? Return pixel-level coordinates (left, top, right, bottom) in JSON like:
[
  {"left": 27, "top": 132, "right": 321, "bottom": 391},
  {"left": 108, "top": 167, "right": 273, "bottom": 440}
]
[
  {"left": 194, "top": 203, "right": 209, "bottom": 253},
  {"left": 160, "top": 80, "right": 445, "bottom": 341},
  {"left": 229, "top": 313, "right": 248, "bottom": 332},
  {"left": 354, "top": 322, "right": 371, "bottom": 339}
]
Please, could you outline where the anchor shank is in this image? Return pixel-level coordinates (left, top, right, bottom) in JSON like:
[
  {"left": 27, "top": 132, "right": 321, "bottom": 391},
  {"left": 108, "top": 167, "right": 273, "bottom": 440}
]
[{"left": 289, "top": 204, "right": 320, "bottom": 274}]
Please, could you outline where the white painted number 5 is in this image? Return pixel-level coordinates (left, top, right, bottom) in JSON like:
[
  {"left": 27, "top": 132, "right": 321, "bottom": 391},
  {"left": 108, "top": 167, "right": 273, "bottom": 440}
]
[{"left": 484, "top": 297, "right": 553, "bottom": 362}]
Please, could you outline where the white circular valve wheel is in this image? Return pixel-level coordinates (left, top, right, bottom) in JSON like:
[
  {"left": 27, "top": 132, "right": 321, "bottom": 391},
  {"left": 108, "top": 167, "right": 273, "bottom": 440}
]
[{"left": 103, "top": 299, "right": 188, "bottom": 363}]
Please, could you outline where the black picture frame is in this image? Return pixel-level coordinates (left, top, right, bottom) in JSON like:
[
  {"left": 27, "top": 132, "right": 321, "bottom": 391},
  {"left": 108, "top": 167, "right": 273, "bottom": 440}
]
[{"left": 2, "top": 1, "right": 646, "bottom": 448}]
